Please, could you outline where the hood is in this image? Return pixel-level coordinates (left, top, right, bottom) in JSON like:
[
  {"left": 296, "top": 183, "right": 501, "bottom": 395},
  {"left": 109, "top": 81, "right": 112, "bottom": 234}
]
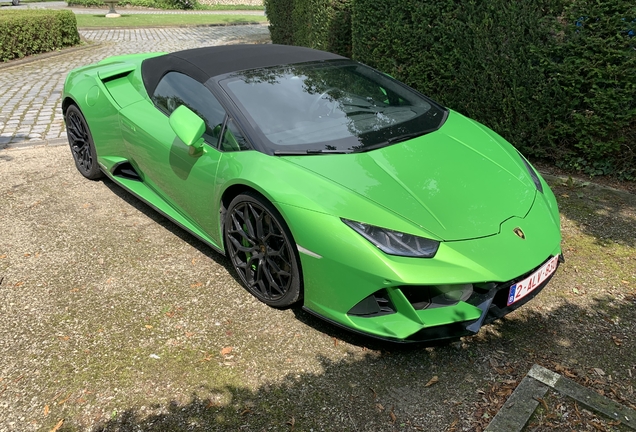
[{"left": 285, "top": 111, "right": 537, "bottom": 241}]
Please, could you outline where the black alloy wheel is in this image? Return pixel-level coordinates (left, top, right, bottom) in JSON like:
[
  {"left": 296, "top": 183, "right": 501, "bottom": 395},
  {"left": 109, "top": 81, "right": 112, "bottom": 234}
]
[
  {"left": 224, "top": 192, "right": 301, "bottom": 307},
  {"left": 65, "top": 105, "right": 102, "bottom": 180}
]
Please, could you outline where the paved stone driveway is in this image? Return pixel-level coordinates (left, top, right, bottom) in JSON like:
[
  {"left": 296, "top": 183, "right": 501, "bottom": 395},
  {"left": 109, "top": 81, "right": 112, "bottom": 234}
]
[{"left": 0, "top": 24, "right": 270, "bottom": 148}]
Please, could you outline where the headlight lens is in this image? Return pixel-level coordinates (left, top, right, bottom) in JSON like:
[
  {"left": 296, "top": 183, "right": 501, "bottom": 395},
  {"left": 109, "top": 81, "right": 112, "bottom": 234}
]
[
  {"left": 342, "top": 219, "right": 440, "bottom": 258},
  {"left": 518, "top": 151, "right": 543, "bottom": 193}
]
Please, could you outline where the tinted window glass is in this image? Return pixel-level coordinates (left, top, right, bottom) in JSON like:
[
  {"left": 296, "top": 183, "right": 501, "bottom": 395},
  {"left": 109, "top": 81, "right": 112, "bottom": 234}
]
[
  {"left": 153, "top": 72, "right": 226, "bottom": 146},
  {"left": 220, "top": 60, "right": 446, "bottom": 154},
  {"left": 221, "top": 118, "right": 250, "bottom": 152}
]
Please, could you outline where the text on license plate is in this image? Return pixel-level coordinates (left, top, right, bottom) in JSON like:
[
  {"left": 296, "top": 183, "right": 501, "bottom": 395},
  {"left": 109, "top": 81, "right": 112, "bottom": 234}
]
[{"left": 507, "top": 255, "right": 559, "bottom": 306}]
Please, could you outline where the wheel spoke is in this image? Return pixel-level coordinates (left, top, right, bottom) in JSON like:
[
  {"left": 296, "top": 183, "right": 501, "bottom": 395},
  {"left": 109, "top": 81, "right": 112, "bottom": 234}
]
[{"left": 226, "top": 198, "right": 296, "bottom": 303}]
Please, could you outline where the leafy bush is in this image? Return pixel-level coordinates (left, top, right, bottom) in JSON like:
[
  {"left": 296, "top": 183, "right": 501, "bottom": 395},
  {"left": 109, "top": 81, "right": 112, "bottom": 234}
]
[
  {"left": 265, "top": 0, "right": 351, "bottom": 56},
  {"left": 264, "top": 0, "right": 294, "bottom": 45},
  {"left": 536, "top": 0, "right": 636, "bottom": 178},
  {"left": 0, "top": 10, "right": 80, "bottom": 62},
  {"left": 67, "top": 0, "right": 197, "bottom": 10},
  {"left": 351, "top": 0, "right": 635, "bottom": 179}
]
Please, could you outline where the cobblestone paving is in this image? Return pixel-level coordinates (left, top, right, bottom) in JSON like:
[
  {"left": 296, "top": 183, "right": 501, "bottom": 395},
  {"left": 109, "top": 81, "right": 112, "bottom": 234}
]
[{"left": 0, "top": 25, "right": 270, "bottom": 148}]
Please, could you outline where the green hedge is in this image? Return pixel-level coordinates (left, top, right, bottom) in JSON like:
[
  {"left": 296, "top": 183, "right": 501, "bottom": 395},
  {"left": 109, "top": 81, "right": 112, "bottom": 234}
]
[
  {"left": 266, "top": 0, "right": 635, "bottom": 179},
  {"left": 353, "top": 0, "right": 635, "bottom": 178},
  {"left": 265, "top": 0, "right": 351, "bottom": 56},
  {"left": 0, "top": 10, "right": 80, "bottom": 62},
  {"left": 67, "top": 0, "right": 197, "bottom": 9}
]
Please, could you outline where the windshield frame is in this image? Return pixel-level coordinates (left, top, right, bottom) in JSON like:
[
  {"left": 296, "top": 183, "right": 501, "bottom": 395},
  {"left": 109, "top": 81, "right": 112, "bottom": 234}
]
[{"left": 215, "top": 59, "right": 448, "bottom": 156}]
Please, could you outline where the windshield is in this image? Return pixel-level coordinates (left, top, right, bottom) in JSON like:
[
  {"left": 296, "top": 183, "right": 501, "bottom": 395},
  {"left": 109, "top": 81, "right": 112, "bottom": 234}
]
[{"left": 219, "top": 60, "right": 446, "bottom": 154}]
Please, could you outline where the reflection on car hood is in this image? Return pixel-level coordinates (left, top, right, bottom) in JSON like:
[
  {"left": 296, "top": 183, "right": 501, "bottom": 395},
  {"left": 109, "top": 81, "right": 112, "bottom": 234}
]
[{"left": 285, "top": 111, "right": 537, "bottom": 241}]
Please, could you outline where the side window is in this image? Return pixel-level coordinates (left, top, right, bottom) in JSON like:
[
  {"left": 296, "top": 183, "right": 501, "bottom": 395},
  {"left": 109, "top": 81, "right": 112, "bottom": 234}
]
[
  {"left": 152, "top": 72, "right": 226, "bottom": 146},
  {"left": 220, "top": 118, "right": 250, "bottom": 152}
]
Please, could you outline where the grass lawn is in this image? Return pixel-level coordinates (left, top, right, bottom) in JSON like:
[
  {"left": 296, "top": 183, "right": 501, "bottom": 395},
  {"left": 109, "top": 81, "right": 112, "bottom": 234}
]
[{"left": 75, "top": 13, "right": 267, "bottom": 27}]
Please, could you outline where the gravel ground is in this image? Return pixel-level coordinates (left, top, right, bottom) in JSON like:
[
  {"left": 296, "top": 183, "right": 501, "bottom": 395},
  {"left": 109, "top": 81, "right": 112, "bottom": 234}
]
[{"left": 0, "top": 145, "right": 635, "bottom": 431}]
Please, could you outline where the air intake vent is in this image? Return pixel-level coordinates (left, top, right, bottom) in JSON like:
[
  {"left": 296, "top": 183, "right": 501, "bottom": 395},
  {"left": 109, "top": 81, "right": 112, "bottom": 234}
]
[
  {"left": 348, "top": 289, "right": 396, "bottom": 317},
  {"left": 112, "top": 162, "right": 141, "bottom": 181}
]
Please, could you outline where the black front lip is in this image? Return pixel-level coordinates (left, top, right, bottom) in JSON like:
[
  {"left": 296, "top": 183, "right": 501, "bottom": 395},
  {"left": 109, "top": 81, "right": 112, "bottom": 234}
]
[{"left": 303, "top": 254, "right": 564, "bottom": 344}]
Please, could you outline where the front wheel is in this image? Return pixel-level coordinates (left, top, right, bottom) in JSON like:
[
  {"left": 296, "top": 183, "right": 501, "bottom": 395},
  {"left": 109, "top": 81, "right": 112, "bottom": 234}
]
[
  {"left": 224, "top": 192, "right": 302, "bottom": 307},
  {"left": 65, "top": 105, "right": 103, "bottom": 180}
]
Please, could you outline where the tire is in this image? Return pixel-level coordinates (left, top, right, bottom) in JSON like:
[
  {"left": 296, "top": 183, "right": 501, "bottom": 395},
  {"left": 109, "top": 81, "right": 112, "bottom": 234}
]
[
  {"left": 65, "top": 105, "right": 103, "bottom": 180},
  {"left": 224, "top": 192, "right": 302, "bottom": 307}
]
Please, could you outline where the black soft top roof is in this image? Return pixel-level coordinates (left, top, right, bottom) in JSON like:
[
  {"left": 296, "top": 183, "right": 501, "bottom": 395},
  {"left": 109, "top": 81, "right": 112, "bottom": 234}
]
[{"left": 141, "top": 44, "right": 346, "bottom": 96}]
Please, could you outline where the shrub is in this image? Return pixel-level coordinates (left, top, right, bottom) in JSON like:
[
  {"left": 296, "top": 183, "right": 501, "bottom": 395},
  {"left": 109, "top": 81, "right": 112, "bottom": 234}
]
[
  {"left": 536, "top": 0, "right": 636, "bottom": 178},
  {"left": 265, "top": 0, "right": 351, "bottom": 56},
  {"left": 0, "top": 10, "right": 80, "bottom": 62},
  {"left": 264, "top": 0, "right": 294, "bottom": 45},
  {"left": 67, "top": 0, "right": 197, "bottom": 10},
  {"left": 351, "top": 0, "right": 635, "bottom": 178}
]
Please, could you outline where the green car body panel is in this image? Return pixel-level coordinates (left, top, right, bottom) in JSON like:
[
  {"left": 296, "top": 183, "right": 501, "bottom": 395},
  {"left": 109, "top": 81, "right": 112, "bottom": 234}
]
[{"left": 62, "top": 49, "right": 562, "bottom": 342}]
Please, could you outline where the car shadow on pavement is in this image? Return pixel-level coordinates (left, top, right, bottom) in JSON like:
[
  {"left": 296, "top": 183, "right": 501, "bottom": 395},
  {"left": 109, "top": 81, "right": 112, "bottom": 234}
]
[
  {"left": 85, "top": 294, "right": 635, "bottom": 432},
  {"left": 99, "top": 176, "right": 239, "bottom": 282}
]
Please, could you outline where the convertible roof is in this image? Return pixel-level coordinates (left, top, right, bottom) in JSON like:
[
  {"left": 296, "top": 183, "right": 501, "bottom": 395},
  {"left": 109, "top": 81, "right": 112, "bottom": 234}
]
[{"left": 141, "top": 44, "right": 346, "bottom": 96}]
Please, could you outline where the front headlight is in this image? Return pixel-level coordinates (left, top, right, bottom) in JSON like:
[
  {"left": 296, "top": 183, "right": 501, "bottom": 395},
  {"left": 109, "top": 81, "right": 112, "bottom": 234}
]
[{"left": 342, "top": 219, "right": 440, "bottom": 258}]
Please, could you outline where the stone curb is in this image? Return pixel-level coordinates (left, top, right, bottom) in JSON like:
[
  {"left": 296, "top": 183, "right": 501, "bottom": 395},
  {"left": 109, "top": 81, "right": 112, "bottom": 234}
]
[
  {"left": 76, "top": 21, "right": 267, "bottom": 30},
  {"left": 485, "top": 364, "right": 636, "bottom": 431},
  {"left": 0, "top": 41, "right": 101, "bottom": 71},
  {"left": 541, "top": 173, "right": 635, "bottom": 197},
  {"left": 1, "top": 138, "right": 68, "bottom": 150}
]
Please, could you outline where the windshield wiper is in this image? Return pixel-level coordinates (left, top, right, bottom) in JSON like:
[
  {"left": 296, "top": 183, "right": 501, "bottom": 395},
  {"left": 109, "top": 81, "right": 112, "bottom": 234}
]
[
  {"left": 353, "top": 131, "right": 429, "bottom": 154},
  {"left": 385, "top": 131, "right": 426, "bottom": 144},
  {"left": 274, "top": 149, "right": 353, "bottom": 156}
]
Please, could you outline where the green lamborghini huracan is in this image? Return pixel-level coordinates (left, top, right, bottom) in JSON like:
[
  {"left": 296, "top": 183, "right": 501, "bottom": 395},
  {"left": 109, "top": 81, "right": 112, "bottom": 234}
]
[{"left": 62, "top": 44, "right": 563, "bottom": 342}]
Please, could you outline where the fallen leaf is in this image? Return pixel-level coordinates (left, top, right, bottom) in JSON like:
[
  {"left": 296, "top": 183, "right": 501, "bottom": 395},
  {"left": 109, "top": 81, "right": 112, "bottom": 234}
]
[
  {"left": 50, "top": 419, "right": 64, "bottom": 432},
  {"left": 241, "top": 407, "right": 253, "bottom": 416},
  {"left": 145, "top": 325, "right": 153, "bottom": 329},
  {"left": 220, "top": 346, "right": 233, "bottom": 356},
  {"left": 376, "top": 403, "right": 385, "bottom": 411},
  {"left": 190, "top": 282, "right": 203, "bottom": 288},
  {"left": 612, "top": 336, "right": 622, "bottom": 346},
  {"left": 44, "top": 405, "right": 50, "bottom": 416},
  {"left": 0, "top": 254, "right": 6, "bottom": 259},
  {"left": 57, "top": 393, "right": 72, "bottom": 405},
  {"left": 185, "top": 331, "right": 195, "bottom": 338},
  {"left": 191, "top": 258, "right": 197, "bottom": 265},
  {"left": 593, "top": 367, "right": 605, "bottom": 376},
  {"left": 533, "top": 396, "right": 549, "bottom": 411},
  {"left": 425, "top": 376, "right": 439, "bottom": 387},
  {"left": 333, "top": 337, "right": 338, "bottom": 347},
  {"left": 286, "top": 416, "right": 295, "bottom": 430},
  {"left": 389, "top": 407, "right": 397, "bottom": 423},
  {"left": 15, "top": 281, "right": 24, "bottom": 287}
]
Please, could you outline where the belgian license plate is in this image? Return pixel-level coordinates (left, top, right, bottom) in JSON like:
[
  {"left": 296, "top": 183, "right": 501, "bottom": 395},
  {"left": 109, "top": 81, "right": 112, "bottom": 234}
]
[{"left": 507, "top": 255, "right": 559, "bottom": 306}]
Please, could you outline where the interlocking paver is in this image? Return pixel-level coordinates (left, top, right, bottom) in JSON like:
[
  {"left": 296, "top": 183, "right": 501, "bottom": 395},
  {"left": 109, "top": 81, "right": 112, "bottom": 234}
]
[{"left": 0, "top": 25, "right": 270, "bottom": 148}]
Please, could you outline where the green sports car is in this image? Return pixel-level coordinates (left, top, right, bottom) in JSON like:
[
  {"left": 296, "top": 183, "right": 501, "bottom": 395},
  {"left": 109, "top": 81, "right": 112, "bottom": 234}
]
[{"left": 62, "top": 44, "right": 563, "bottom": 342}]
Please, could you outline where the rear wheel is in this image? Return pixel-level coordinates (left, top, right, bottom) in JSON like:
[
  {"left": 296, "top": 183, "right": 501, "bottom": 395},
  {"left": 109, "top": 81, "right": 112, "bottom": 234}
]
[
  {"left": 66, "top": 105, "right": 102, "bottom": 180},
  {"left": 224, "top": 192, "right": 302, "bottom": 307}
]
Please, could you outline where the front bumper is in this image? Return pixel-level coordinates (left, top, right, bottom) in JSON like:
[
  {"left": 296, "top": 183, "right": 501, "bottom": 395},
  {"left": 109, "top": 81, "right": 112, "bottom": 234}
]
[
  {"left": 303, "top": 254, "right": 563, "bottom": 343},
  {"left": 279, "top": 187, "right": 562, "bottom": 342}
]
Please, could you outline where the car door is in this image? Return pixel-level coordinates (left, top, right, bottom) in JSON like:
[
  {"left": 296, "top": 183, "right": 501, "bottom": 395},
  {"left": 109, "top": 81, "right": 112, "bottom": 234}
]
[{"left": 119, "top": 72, "right": 248, "bottom": 244}]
